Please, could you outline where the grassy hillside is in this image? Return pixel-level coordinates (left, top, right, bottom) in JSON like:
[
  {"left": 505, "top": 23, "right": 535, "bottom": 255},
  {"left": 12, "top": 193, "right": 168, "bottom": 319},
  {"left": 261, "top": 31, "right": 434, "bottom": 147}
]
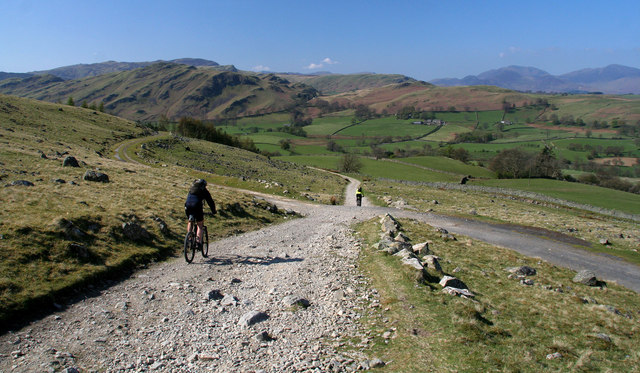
[
  {"left": 278, "top": 73, "right": 418, "bottom": 95},
  {"left": 0, "top": 95, "right": 314, "bottom": 326},
  {"left": 0, "top": 63, "right": 315, "bottom": 122},
  {"left": 134, "top": 135, "right": 348, "bottom": 204}
]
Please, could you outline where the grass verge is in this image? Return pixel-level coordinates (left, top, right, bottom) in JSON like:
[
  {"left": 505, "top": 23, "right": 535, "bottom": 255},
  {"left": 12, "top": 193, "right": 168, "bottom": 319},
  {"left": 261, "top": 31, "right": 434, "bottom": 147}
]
[{"left": 354, "top": 217, "right": 640, "bottom": 372}]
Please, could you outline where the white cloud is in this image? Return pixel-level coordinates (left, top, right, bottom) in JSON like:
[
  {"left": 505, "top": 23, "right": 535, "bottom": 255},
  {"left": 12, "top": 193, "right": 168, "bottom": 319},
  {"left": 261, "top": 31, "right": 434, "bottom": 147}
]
[
  {"left": 305, "top": 57, "right": 339, "bottom": 70},
  {"left": 253, "top": 65, "right": 271, "bottom": 71},
  {"left": 499, "top": 52, "right": 505, "bottom": 58},
  {"left": 322, "top": 57, "right": 338, "bottom": 65}
]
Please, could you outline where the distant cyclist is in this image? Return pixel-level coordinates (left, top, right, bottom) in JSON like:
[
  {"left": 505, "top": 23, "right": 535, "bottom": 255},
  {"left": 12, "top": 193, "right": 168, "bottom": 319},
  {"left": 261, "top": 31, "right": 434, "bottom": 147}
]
[
  {"left": 356, "top": 186, "right": 363, "bottom": 206},
  {"left": 185, "top": 179, "right": 216, "bottom": 248}
]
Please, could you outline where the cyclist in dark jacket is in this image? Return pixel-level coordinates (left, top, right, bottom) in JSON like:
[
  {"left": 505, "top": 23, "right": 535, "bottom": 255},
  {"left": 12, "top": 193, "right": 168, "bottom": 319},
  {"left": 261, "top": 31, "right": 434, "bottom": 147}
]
[{"left": 185, "top": 179, "right": 216, "bottom": 247}]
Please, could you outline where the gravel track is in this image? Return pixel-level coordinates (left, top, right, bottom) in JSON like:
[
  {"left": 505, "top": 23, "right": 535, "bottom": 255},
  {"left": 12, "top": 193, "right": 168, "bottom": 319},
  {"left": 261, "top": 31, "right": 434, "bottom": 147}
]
[{"left": 2, "top": 176, "right": 638, "bottom": 372}]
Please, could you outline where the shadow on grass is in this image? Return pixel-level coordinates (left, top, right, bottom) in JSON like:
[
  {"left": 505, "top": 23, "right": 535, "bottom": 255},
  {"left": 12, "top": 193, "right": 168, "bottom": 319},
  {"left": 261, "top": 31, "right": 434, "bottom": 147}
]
[{"left": 0, "top": 232, "right": 181, "bottom": 336}]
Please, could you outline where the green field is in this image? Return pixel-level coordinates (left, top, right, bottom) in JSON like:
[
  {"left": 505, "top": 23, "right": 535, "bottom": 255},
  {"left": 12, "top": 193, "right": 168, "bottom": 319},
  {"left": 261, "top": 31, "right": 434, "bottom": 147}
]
[
  {"left": 474, "top": 177, "right": 640, "bottom": 215},
  {"left": 401, "top": 156, "right": 496, "bottom": 178}
]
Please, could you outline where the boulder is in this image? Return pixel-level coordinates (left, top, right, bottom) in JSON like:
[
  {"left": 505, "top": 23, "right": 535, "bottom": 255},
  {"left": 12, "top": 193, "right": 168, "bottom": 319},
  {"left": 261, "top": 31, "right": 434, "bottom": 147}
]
[
  {"left": 238, "top": 310, "right": 269, "bottom": 327},
  {"left": 422, "top": 255, "right": 443, "bottom": 272},
  {"left": 412, "top": 242, "right": 431, "bottom": 256},
  {"left": 122, "top": 222, "right": 151, "bottom": 241},
  {"left": 382, "top": 241, "right": 412, "bottom": 255},
  {"left": 255, "top": 331, "right": 275, "bottom": 342},
  {"left": 83, "top": 170, "right": 109, "bottom": 183},
  {"left": 506, "top": 266, "right": 537, "bottom": 276},
  {"left": 401, "top": 257, "right": 424, "bottom": 271},
  {"left": 380, "top": 214, "right": 400, "bottom": 236},
  {"left": 8, "top": 180, "right": 34, "bottom": 187},
  {"left": 206, "top": 290, "right": 224, "bottom": 301},
  {"left": 393, "top": 248, "right": 416, "bottom": 260},
  {"left": 221, "top": 294, "right": 238, "bottom": 306},
  {"left": 151, "top": 216, "right": 170, "bottom": 235},
  {"left": 282, "top": 295, "right": 310, "bottom": 308},
  {"left": 373, "top": 238, "right": 393, "bottom": 251},
  {"left": 394, "top": 232, "right": 411, "bottom": 243},
  {"left": 53, "top": 218, "right": 86, "bottom": 239},
  {"left": 439, "top": 275, "right": 467, "bottom": 289},
  {"left": 62, "top": 156, "right": 80, "bottom": 167},
  {"left": 442, "top": 287, "right": 475, "bottom": 298},
  {"left": 573, "top": 270, "right": 598, "bottom": 286}
]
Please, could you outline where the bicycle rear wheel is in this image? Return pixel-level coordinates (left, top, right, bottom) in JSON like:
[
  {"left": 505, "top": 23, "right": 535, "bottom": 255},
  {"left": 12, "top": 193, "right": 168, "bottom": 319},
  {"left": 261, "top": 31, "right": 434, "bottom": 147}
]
[
  {"left": 201, "top": 226, "right": 209, "bottom": 258},
  {"left": 184, "top": 231, "right": 196, "bottom": 263}
]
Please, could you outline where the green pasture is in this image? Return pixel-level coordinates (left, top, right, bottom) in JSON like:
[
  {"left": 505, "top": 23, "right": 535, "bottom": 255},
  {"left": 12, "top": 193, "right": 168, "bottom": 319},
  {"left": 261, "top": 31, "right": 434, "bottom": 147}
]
[
  {"left": 422, "top": 124, "right": 471, "bottom": 141},
  {"left": 473, "top": 177, "right": 640, "bottom": 215},
  {"left": 504, "top": 106, "right": 545, "bottom": 123},
  {"left": 277, "top": 155, "right": 341, "bottom": 170},
  {"left": 401, "top": 156, "right": 496, "bottom": 178},
  {"left": 235, "top": 112, "right": 289, "bottom": 126},
  {"left": 553, "top": 138, "right": 640, "bottom": 157},
  {"left": 359, "top": 158, "right": 460, "bottom": 182},
  {"left": 335, "top": 117, "right": 434, "bottom": 138},
  {"left": 304, "top": 116, "right": 351, "bottom": 136},
  {"left": 245, "top": 131, "right": 300, "bottom": 144},
  {"left": 449, "top": 142, "right": 531, "bottom": 161},
  {"left": 548, "top": 94, "right": 640, "bottom": 122},
  {"left": 491, "top": 126, "right": 574, "bottom": 142},
  {"left": 254, "top": 143, "right": 289, "bottom": 155}
]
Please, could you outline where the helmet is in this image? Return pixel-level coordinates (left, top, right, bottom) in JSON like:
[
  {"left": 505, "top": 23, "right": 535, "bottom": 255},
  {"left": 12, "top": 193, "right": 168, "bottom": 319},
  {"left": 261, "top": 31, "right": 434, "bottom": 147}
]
[{"left": 194, "top": 178, "right": 207, "bottom": 187}]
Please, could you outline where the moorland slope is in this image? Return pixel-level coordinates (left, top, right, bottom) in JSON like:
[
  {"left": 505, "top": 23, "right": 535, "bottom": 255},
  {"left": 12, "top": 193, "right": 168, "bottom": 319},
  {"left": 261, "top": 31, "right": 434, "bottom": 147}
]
[{"left": 0, "top": 63, "right": 317, "bottom": 121}]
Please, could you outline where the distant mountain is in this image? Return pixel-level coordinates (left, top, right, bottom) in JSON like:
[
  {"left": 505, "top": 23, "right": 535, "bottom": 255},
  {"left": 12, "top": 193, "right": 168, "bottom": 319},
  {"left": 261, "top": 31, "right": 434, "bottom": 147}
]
[
  {"left": 431, "top": 64, "right": 640, "bottom": 94},
  {"left": 560, "top": 64, "right": 640, "bottom": 84},
  {"left": 278, "top": 73, "right": 418, "bottom": 95},
  {"left": 0, "top": 72, "right": 32, "bottom": 81},
  {"left": 0, "top": 58, "right": 224, "bottom": 82},
  {"left": 0, "top": 62, "right": 316, "bottom": 121},
  {"left": 31, "top": 58, "right": 223, "bottom": 80}
]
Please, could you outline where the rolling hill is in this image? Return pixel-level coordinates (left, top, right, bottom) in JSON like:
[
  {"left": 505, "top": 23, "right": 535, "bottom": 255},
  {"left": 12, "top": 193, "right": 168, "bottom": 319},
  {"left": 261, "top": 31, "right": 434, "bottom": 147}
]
[
  {"left": 277, "top": 73, "right": 418, "bottom": 95},
  {"left": 0, "top": 58, "right": 226, "bottom": 81},
  {"left": 315, "top": 81, "right": 533, "bottom": 113},
  {"left": 0, "top": 62, "right": 317, "bottom": 121}
]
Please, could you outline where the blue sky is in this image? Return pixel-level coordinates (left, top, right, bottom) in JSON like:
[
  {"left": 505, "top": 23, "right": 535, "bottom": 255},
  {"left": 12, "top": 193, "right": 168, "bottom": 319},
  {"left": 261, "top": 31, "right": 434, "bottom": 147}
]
[{"left": 2, "top": 0, "right": 639, "bottom": 81}]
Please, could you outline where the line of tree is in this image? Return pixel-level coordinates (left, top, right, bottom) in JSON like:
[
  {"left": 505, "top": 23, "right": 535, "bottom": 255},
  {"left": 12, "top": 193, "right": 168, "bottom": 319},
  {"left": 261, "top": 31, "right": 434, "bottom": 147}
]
[{"left": 176, "top": 117, "right": 258, "bottom": 153}]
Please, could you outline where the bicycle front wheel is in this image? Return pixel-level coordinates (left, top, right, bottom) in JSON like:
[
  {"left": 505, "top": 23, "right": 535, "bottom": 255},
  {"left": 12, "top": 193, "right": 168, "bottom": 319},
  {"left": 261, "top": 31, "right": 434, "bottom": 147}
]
[
  {"left": 184, "top": 231, "right": 196, "bottom": 263},
  {"left": 201, "top": 226, "right": 209, "bottom": 258}
]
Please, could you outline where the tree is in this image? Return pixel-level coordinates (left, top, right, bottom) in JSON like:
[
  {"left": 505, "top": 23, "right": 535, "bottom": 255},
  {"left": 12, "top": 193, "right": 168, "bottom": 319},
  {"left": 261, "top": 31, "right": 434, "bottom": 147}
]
[
  {"left": 279, "top": 139, "right": 291, "bottom": 151},
  {"left": 452, "top": 148, "right": 470, "bottom": 163},
  {"left": 98, "top": 101, "right": 104, "bottom": 112},
  {"left": 489, "top": 148, "right": 532, "bottom": 178},
  {"left": 338, "top": 153, "right": 363, "bottom": 173},
  {"left": 66, "top": 97, "right": 75, "bottom": 106},
  {"left": 532, "top": 146, "right": 561, "bottom": 179}
]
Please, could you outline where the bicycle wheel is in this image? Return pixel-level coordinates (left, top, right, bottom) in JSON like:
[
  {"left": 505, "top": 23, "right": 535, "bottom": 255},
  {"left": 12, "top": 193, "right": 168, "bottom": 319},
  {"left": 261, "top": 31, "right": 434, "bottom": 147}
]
[
  {"left": 201, "top": 226, "right": 209, "bottom": 258},
  {"left": 184, "top": 231, "right": 196, "bottom": 263}
]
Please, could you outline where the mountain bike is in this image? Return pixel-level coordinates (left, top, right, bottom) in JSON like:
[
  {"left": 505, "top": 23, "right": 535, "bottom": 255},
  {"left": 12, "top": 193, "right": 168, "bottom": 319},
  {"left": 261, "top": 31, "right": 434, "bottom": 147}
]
[{"left": 184, "top": 215, "right": 209, "bottom": 263}]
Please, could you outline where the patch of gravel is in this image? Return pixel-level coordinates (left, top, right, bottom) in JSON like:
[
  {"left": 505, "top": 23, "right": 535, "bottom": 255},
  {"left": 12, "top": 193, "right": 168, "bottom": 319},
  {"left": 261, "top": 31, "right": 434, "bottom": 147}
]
[{"left": 0, "top": 194, "right": 381, "bottom": 372}]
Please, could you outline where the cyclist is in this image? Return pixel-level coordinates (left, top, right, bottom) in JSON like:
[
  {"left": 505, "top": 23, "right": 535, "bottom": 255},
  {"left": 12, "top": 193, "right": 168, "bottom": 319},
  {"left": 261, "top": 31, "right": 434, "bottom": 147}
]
[
  {"left": 185, "top": 179, "right": 216, "bottom": 249},
  {"left": 356, "top": 186, "right": 363, "bottom": 206}
]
